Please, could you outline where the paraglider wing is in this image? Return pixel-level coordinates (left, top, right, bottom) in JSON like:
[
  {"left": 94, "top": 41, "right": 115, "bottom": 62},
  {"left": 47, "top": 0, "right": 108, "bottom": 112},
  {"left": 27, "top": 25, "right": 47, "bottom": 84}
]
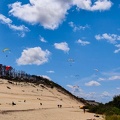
[
  {"left": 73, "top": 85, "right": 79, "bottom": 88},
  {"left": 94, "top": 69, "right": 99, "bottom": 72},
  {"left": 2, "top": 48, "right": 11, "bottom": 57},
  {"left": 2, "top": 48, "right": 10, "bottom": 52},
  {"left": 68, "top": 58, "right": 74, "bottom": 63},
  {"left": 67, "top": 58, "right": 75, "bottom": 66},
  {"left": 5, "top": 66, "right": 11, "bottom": 71}
]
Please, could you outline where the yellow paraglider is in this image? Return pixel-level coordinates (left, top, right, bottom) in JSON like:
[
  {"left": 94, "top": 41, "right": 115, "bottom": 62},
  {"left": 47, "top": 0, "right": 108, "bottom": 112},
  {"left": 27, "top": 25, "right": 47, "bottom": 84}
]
[
  {"left": 2, "top": 48, "right": 11, "bottom": 57},
  {"left": 2, "top": 48, "right": 10, "bottom": 52}
]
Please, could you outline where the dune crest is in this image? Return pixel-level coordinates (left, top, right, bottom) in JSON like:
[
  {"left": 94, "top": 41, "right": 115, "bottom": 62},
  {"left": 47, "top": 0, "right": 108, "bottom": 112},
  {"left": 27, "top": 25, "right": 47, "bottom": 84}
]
[{"left": 0, "top": 79, "right": 104, "bottom": 120}]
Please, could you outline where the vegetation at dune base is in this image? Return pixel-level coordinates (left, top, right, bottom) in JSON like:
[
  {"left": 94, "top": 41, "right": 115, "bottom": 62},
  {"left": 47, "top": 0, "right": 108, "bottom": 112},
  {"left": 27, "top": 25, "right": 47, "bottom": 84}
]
[
  {"left": 105, "top": 115, "right": 120, "bottom": 120},
  {"left": 86, "top": 95, "right": 120, "bottom": 120}
]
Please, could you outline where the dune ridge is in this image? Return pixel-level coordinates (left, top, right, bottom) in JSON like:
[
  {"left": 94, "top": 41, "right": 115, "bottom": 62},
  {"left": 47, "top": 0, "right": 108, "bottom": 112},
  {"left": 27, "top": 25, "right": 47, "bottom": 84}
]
[{"left": 0, "top": 79, "right": 104, "bottom": 120}]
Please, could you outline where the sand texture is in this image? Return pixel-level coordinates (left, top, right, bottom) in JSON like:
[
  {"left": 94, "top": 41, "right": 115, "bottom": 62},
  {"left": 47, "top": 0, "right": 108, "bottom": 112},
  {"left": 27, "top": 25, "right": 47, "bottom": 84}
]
[{"left": 0, "top": 79, "right": 104, "bottom": 120}]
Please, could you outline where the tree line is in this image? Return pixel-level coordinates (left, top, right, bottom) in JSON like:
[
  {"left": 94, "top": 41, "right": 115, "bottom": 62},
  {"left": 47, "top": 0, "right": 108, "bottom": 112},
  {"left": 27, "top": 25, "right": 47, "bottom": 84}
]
[
  {"left": 0, "top": 63, "right": 56, "bottom": 86},
  {"left": 88, "top": 95, "right": 120, "bottom": 116}
]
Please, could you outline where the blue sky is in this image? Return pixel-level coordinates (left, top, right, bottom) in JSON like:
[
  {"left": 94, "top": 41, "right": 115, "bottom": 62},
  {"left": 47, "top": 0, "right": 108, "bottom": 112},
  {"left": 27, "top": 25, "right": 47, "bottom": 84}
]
[{"left": 0, "top": 0, "right": 120, "bottom": 103}]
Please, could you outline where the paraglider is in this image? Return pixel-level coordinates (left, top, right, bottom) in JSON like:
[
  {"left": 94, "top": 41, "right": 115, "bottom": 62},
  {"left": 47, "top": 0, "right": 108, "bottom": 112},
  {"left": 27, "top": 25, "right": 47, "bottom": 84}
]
[
  {"left": 68, "top": 58, "right": 74, "bottom": 63},
  {"left": 94, "top": 68, "right": 99, "bottom": 75},
  {"left": 73, "top": 85, "right": 79, "bottom": 88},
  {"left": 94, "top": 69, "right": 99, "bottom": 72},
  {"left": 75, "top": 74, "right": 79, "bottom": 79},
  {"left": 67, "top": 58, "right": 75, "bottom": 66},
  {"left": 5, "top": 66, "right": 12, "bottom": 77},
  {"left": 2, "top": 48, "right": 11, "bottom": 57},
  {"left": 2, "top": 48, "right": 10, "bottom": 52},
  {"left": 5, "top": 66, "right": 11, "bottom": 71}
]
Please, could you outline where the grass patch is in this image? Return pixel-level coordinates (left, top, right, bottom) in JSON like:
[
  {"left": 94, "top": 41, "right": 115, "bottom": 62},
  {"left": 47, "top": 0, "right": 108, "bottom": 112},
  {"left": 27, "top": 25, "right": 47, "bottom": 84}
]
[{"left": 105, "top": 115, "right": 120, "bottom": 120}]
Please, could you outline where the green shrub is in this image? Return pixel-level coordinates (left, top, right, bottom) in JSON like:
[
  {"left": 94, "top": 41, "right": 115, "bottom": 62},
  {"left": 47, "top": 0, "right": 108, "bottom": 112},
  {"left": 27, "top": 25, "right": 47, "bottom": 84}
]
[
  {"left": 106, "top": 115, "right": 120, "bottom": 120},
  {"left": 88, "top": 105, "right": 120, "bottom": 115}
]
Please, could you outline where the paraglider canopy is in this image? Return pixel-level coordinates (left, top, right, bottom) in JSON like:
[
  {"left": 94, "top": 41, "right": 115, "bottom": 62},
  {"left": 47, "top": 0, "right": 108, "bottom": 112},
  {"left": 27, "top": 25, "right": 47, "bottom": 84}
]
[
  {"left": 68, "top": 58, "right": 74, "bottom": 63},
  {"left": 94, "top": 68, "right": 99, "bottom": 76},
  {"left": 67, "top": 58, "right": 75, "bottom": 66},
  {"left": 73, "top": 85, "right": 79, "bottom": 88},
  {"left": 79, "top": 105, "right": 86, "bottom": 109},
  {"left": 2, "top": 48, "right": 11, "bottom": 57},
  {"left": 2, "top": 48, "right": 10, "bottom": 52},
  {"left": 94, "top": 69, "right": 99, "bottom": 72},
  {"left": 5, "top": 66, "right": 11, "bottom": 71}
]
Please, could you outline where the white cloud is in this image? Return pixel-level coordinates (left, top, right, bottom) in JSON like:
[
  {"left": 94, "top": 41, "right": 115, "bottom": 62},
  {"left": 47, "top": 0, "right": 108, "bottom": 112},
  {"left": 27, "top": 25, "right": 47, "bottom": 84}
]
[
  {"left": 40, "top": 75, "right": 51, "bottom": 80},
  {"left": 69, "top": 21, "right": 89, "bottom": 32},
  {"left": 8, "top": 0, "right": 112, "bottom": 30},
  {"left": 0, "top": 14, "right": 12, "bottom": 24},
  {"left": 101, "top": 91, "right": 111, "bottom": 97},
  {"left": 85, "top": 92, "right": 97, "bottom": 99},
  {"left": 73, "top": 0, "right": 112, "bottom": 11},
  {"left": 116, "top": 87, "right": 120, "bottom": 90},
  {"left": 85, "top": 91, "right": 111, "bottom": 102},
  {"left": 67, "top": 84, "right": 83, "bottom": 96},
  {"left": 0, "top": 14, "right": 29, "bottom": 37},
  {"left": 108, "top": 75, "right": 120, "bottom": 80},
  {"left": 114, "top": 48, "right": 120, "bottom": 53},
  {"left": 9, "top": 24, "right": 29, "bottom": 37},
  {"left": 95, "top": 33, "right": 120, "bottom": 44},
  {"left": 18, "top": 32, "right": 26, "bottom": 38},
  {"left": 9, "top": 0, "right": 72, "bottom": 30},
  {"left": 114, "top": 44, "right": 120, "bottom": 53},
  {"left": 98, "top": 69, "right": 120, "bottom": 81},
  {"left": 85, "top": 80, "right": 101, "bottom": 86},
  {"left": 16, "top": 47, "right": 51, "bottom": 65},
  {"left": 98, "top": 77, "right": 106, "bottom": 81},
  {"left": 115, "top": 44, "right": 120, "bottom": 48},
  {"left": 54, "top": 42, "right": 70, "bottom": 53},
  {"left": 9, "top": 24, "right": 28, "bottom": 31},
  {"left": 76, "top": 39, "right": 90, "bottom": 46},
  {"left": 39, "top": 35, "right": 47, "bottom": 43},
  {"left": 47, "top": 70, "right": 55, "bottom": 73},
  {"left": 95, "top": 33, "right": 120, "bottom": 53},
  {"left": 114, "top": 49, "right": 120, "bottom": 53},
  {"left": 67, "top": 84, "right": 74, "bottom": 89}
]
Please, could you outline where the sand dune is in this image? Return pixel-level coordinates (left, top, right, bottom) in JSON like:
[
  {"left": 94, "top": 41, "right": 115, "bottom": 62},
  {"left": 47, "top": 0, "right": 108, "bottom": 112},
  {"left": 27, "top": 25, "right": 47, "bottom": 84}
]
[{"left": 0, "top": 79, "right": 104, "bottom": 120}]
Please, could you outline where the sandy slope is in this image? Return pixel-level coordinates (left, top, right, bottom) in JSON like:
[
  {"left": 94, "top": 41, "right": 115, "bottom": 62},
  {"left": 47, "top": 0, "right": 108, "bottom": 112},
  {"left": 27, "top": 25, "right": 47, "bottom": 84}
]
[{"left": 0, "top": 79, "right": 104, "bottom": 120}]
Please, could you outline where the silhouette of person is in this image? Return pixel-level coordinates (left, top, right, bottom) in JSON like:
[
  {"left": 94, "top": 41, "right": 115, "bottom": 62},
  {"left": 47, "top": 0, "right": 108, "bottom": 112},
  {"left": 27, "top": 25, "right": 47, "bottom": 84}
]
[{"left": 83, "top": 108, "right": 85, "bottom": 113}]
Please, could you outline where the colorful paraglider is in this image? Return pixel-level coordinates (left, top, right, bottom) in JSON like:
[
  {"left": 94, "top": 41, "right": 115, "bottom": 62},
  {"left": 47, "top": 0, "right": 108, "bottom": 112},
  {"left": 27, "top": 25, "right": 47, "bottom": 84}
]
[
  {"left": 2, "top": 48, "right": 10, "bottom": 52},
  {"left": 2, "top": 48, "right": 11, "bottom": 57},
  {"left": 5, "top": 66, "right": 11, "bottom": 71}
]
